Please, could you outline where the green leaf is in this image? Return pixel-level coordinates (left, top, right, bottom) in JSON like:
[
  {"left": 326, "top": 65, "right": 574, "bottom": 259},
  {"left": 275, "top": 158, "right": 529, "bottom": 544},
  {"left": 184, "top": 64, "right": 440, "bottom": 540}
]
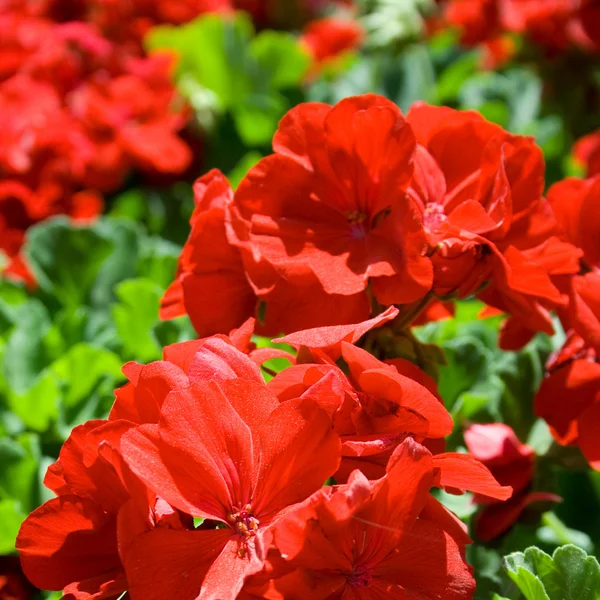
[
  {"left": 2, "top": 300, "right": 53, "bottom": 394},
  {"left": 136, "top": 237, "right": 181, "bottom": 291},
  {"left": 7, "top": 372, "right": 61, "bottom": 432},
  {"left": 113, "top": 279, "right": 163, "bottom": 362},
  {"left": 505, "top": 550, "right": 552, "bottom": 600},
  {"left": 149, "top": 13, "right": 308, "bottom": 145},
  {"left": 437, "top": 336, "right": 490, "bottom": 409},
  {"left": 24, "top": 217, "right": 141, "bottom": 310},
  {"left": 504, "top": 546, "right": 600, "bottom": 600},
  {"left": 147, "top": 14, "right": 254, "bottom": 110},
  {"left": 0, "top": 434, "right": 42, "bottom": 513},
  {"left": 0, "top": 499, "right": 25, "bottom": 554},
  {"left": 49, "top": 343, "right": 123, "bottom": 409},
  {"left": 545, "top": 546, "right": 600, "bottom": 599},
  {"left": 25, "top": 218, "right": 113, "bottom": 307},
  {"left": 250, "top": 31, "right": 309, "bottom": 88}
]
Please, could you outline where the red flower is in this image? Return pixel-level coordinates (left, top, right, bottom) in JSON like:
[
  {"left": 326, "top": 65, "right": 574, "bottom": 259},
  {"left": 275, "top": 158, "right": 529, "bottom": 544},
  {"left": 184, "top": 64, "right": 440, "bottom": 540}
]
[
  {"left": 535, "top": 346, "right": 600, "bottom": 447},
  {"left": 440, "top": 0, "right": 600, "bottom": 53},
  {"left": 574, "top": 131, "right": 600, "bottom": 177},
  {"left": 119, "top": 377, "right": 341, "bottom": 599},
  {"left": 273, "top": 305, "right": 399, "bottom": 362},
  {"left": 271, "top": 438, "right": 506, "bottom": 599},
  {"left": 163, "top": 167, "right": 373, "bottom": 337},
  {"left": 443, "top": 0, "right": 501, "bottom": 45},
  {"left": 16, "top": 333, "right": 271, "bottom": 598},
  {"left": 16, "top": 420, "right": 152, "bottom": 599},
  {"left": 548, "top": 175, "right": 600, "bottom": 270},
  {"left": 0, "top": 9, "right": 191, "bottom": 282},
  {"left": 464, "top": 423, "right": 560, "bottom": 540},
  {"left": 300, "top": 17, "right": 363, "bottom": 73},
  {"left": 229, "top": 94, "right": 433, "bottom": 326},
  {"left": 160, "top": 169, "right": 257, "bottom": 338},
  {"left": 547, "top": 176, "right": 600, "bottom": 353},
  {"left": 406, "top": 102, "right": 579, "bottom": 345},
  {"left": 269, "top": 339, "right": 454, "bottom": 481}
]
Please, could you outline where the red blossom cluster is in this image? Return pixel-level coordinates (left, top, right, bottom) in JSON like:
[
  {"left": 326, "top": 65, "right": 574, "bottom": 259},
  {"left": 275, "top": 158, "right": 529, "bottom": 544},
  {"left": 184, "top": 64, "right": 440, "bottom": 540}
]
[
  {"left": 0, "top": 3, "right": 193, "bottom": 282},
  {"left": 530, "top": 160, "right": 600, "bottom": 470},
  {"left": 163, "top": 94, "right": 582, "bottom": 351},
  {"left": 1, "top": 0, "right": 355, "bottom": 46},
  {"left": 437, "top": 0, "right": 600, "bottom": 64},
  {"left": 16, "top": 317, "right": 511, "bottom": 599}
]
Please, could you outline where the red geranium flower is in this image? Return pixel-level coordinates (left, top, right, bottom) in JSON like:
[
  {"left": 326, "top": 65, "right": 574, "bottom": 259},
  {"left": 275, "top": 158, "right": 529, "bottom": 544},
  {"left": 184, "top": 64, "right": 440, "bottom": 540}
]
[
  {"left": 160, "top": 169, "right": 257, "bottom": 338},
  {"left": 574, "top": 131, "right": 600, "bottom": 177},
  {"left": 271, "top": 438, "right": 507, "bottom": 599},
  {"left": 300, "top": 17, "right": 363, "bottom": 74},
  {"left": 548, "top": 175, "right": 600, "bottom": 270},
  {"left": 163, "top": 167, "right": 372, "bottom": 337},
  {"left": 406, "top": 102, "right": 580, "bottom": 346},
  {"left": 16, "top": 333, "right": 274, "bottom": 598},
  {"left": 119, "top": 377, "right": 341, "bottom": 599},
  {"left": 269, "top": 336, "right": 453, "bottom": 481},
  {"left": 0, "top": 9, "right": 192, "bottom": 282},
  {"left": 547, "top": 175, "right": 600, "bottom": 353},
  {"left": 464, "top": 423, "right": 560, "bottom": 540},
  {"left": 16, "top": 419, "right": 156, "bottom": 599},
  {"left": 229, "top": 94, "right": 433, "bottom": 326},
  {"left": 535, "top": 338, "right": 600, "bottom": 460}
]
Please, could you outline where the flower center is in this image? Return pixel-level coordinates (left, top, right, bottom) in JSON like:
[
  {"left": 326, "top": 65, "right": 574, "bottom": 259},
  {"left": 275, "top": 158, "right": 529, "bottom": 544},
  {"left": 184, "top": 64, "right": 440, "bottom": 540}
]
[
  {"left": 423, "top": 203, "right": 447, "bottom": 233},
  {"left": 346, "top": 210, "right": 368, "bottom": 225},
  {"left": 347, "top": 564, "right": 373, "bottom": 588},
  {"left": 227, "top": 504, "right": 260, "bottom": 538}
]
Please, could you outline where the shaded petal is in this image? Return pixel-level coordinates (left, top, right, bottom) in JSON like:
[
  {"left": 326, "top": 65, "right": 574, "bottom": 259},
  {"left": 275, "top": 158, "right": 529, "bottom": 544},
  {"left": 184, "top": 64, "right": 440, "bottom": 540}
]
[
  {"left": 17, "top": 496, "right": 120, "bottom": 592},
  {"left": 534, "top": 360, "right": 600, "bottom": 445},
  {"left": 579, "top": 401, "right": 600, "bottom": 470},
  {"left": 124, "top": 528, "right": 231, "bottom": 600},
  {"left": 374, "top": 519, "right": 475, "bottom": 599}
]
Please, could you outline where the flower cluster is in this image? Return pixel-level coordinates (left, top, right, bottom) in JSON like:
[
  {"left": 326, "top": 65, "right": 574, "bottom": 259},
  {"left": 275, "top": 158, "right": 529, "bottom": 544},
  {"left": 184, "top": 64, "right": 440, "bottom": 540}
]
[
  {"left": 16, "top": 318, "right": 511, "bottom": 599},
  {"left": 437, "top": 0, "right": 600, "bottom": 61},
  {"left": 0, "top": 4, "right": 193, "bottom": 282},
  {"left": 528, "top": 165, "right": 600, "bottom": 470},
  {"left": 163, "top": 94, "right": 581, "bottom": 351}
]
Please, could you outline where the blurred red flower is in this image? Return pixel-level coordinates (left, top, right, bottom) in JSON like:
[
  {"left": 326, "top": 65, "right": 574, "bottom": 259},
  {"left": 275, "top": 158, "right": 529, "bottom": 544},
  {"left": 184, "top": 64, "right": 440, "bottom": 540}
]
[
  {"left": 464, "top": 423, "right": 560, "bottom": 540},
  {"left": 300, "top": 17, "right": 363, "bottom": 74}
]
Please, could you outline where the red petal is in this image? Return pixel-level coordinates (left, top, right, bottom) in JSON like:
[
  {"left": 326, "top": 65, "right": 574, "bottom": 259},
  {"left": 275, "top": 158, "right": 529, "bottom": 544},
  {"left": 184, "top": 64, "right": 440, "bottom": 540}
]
[
  {"left": 579, "top": 401, "right": 600, "bottom": 470},
  {"left": 534, "top": 360, "right": 600, "bottom": 445},
  {"left": 374, "top": 519, "right": 475, "bottom": 599},
  {"left": 188, "top": 338, "right": 263, "bottom": 384},
  {"left": 252, "top": 398, "right": 341, "bottom": 520},
  {"left": 273, "top": 306, "right": 398, "bottom": 359},
  {"left": 124, "top": 528, "right": 231, "bottom": 600},
  {"left": 432, "top": 453, "right": 513, "bottom": 500},
  {"left": 464, "top": 423, "right": 533, "bottom": 464},
  {"left": 17, "top": 496, "right": 121, "bottom": 592},
  {"left": 109, "top": 361, "right": 188, "bottom": 424}
]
